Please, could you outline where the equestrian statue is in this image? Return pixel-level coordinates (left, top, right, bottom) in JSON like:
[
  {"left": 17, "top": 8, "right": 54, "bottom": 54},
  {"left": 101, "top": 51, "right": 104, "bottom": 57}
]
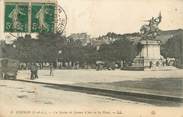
[{"left": 140, "top": 12, "right": 162, "bottom": 39}]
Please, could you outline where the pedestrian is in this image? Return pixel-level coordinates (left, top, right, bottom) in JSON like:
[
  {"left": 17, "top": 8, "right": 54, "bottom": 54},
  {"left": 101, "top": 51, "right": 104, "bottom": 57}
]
[
  {"left": 30, "top": 63, "right": 38, "bottom": 80},
  {"left": 30, "top": 63, "right": 34, "bottom": 80},
  {"left": 49, "top": 63, "right": 54, "bottom": 76},
  {"left": 149, "top": 61, "right": 153, "bottom": 68},
  {"left": 35, "top": 63, "right": 38, "bottom": 79}
]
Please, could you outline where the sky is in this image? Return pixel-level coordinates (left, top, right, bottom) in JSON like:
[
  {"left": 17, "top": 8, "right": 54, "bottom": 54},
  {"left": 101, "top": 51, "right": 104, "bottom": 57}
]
[{"left": 0, "top": 0, "right": 183, "bottom": 40}]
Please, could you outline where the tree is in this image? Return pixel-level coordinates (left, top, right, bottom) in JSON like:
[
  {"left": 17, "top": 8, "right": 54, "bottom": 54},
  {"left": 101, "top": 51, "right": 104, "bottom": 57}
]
[
  {"left": 161, "top": 31, "right": 183, "bottom": 59},
  {"left": 161, "top": 30, "right": 183, "bottom": 67},
  {"left": 99, "top": 38, "right": 137, "bottom": 63},
  {"left": 36, "top": 33, "right": 66, "bottom": 62}
]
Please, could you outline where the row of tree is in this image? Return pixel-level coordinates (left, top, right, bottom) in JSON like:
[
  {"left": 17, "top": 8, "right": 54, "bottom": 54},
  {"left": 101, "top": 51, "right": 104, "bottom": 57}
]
[
  {"left": 2, "top": 33, "right": 137, "bottom": 66},
  {"left": 161, "top": 30, "right": 183, "bottom": 67},
  {"left": 2, "top": 30, "right": 183, "bottom": 67}
]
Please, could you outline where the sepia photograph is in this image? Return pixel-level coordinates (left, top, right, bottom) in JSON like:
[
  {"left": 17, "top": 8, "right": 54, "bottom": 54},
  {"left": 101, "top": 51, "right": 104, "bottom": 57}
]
[{"left": 0, "top": 0, "right": 183, "bottom": 117}]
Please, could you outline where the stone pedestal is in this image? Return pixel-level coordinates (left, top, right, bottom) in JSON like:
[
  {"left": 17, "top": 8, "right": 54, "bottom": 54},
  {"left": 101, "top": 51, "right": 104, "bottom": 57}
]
[{"left": 131, "top": 40, "right": 164, "bottom": 70}]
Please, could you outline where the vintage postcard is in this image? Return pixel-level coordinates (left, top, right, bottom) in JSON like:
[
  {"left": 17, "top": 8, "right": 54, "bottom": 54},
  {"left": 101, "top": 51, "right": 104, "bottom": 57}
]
[{"left": 0, "top": 0, "right": 183, "bottom": 117}]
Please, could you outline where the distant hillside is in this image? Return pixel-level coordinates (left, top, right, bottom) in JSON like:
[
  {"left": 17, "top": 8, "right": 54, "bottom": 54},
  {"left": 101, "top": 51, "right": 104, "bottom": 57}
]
[
  {"left": 98, "top": 29, "right": 183, "bottom": 44},
  {"left": 67, "top": 29, "right": 183, "bottom": 47}
]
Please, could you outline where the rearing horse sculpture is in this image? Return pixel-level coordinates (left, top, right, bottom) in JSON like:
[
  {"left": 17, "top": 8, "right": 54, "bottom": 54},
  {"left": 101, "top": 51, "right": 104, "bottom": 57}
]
[{"left": 140, "top": 13, "right": 162, "bottom": 39}]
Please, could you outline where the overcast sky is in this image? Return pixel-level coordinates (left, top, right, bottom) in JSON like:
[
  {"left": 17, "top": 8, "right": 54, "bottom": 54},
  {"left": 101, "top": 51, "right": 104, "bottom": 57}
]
[{"left": 0, "top": 0, "right": 183, "bottom": 39}]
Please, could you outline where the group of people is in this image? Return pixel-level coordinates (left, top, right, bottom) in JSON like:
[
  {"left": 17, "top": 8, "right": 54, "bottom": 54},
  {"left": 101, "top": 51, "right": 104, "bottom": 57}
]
[
  {"left": 30, "top": 63, "right": 38, "bottom": 80},
  {"left": 30, "top": 63, "right": 54, "bottom": 80}
]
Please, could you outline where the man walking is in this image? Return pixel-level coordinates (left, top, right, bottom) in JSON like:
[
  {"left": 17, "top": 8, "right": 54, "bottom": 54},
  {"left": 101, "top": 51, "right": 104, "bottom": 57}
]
[
  {"left": 30, "top": 63, "right": 38, "bottom": 80},
  {"left": 49, "top": 63, "right": 54, "bottom": 76}
]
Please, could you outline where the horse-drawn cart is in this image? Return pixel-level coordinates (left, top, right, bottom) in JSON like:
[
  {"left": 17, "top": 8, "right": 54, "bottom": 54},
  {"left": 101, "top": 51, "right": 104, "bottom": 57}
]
[{"left": 0, "top": 58, "right": 19, "bottom": 80}]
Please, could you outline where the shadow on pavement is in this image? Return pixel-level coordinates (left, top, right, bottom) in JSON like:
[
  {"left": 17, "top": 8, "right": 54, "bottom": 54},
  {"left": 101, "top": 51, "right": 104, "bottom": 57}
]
[
  {"left": 82, "top": 78, "right": 183, "bottom": 97},
  {"left": 11, "top": 78, "right": 183, "bottom": 107},
  {"left": 44, "top": 84, "right": 183, "bottom": 107}
]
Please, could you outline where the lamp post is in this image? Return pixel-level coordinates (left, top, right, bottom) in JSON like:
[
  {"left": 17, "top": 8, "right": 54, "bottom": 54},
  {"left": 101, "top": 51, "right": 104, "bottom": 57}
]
[
  {"left": 58, "top": 50, "right": 62, "bottom": 61},
  {"left": 57, "top": 50, "right": 62, "bottom": 69},
  {"left": 13, "top": 44, "right": 16, "bottom": 48}
]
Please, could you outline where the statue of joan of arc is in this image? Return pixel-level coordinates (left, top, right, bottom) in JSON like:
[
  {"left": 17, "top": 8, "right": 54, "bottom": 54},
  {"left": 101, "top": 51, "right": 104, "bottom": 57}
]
[{"left": 140, "top": 12, "right": 162, "bottom": 39}]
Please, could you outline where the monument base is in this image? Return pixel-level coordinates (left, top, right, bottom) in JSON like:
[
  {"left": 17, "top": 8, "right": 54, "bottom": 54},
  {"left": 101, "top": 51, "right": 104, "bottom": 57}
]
[
  {"left": 127, "top": 40, "right": 166, "bottom": 70},
  {"left": 130, "top": 57, "right": 164, "bottom": 70}
]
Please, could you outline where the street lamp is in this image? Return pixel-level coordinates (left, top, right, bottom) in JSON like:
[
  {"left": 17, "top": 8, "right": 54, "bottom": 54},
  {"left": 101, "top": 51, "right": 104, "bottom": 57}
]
[
  {"left": 57, "top": 50, "right": 63, "bottom": 69},
  {"left": 58, "top": 50, "right": 62, "bottom": 54},
  {"left": 13, "top": 44, "right": 16, "bottom": 48}
]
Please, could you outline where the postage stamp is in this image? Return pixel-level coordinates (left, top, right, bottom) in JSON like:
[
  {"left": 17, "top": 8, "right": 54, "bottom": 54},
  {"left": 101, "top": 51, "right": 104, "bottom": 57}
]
[
  {"left": 4, "top": 2, "right": 29, "bottom": 32},
  {"left": 31, "top": 3, "right": 55, "bottom": 33},
  {"left": 4, "top": 1, "right": 67, "bottom": 33}
]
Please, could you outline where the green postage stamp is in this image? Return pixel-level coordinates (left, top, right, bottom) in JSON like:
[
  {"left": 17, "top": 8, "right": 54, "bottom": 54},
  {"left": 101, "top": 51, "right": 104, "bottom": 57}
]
[
  {"left": 4, "top": 3, "right": 29, "bottom": 32},
  {"left": 4, "top": 2, "right": 56, "bottom": 33},
  {"left": 31, "top": 3, "right": 55, "bottom": 33}
]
